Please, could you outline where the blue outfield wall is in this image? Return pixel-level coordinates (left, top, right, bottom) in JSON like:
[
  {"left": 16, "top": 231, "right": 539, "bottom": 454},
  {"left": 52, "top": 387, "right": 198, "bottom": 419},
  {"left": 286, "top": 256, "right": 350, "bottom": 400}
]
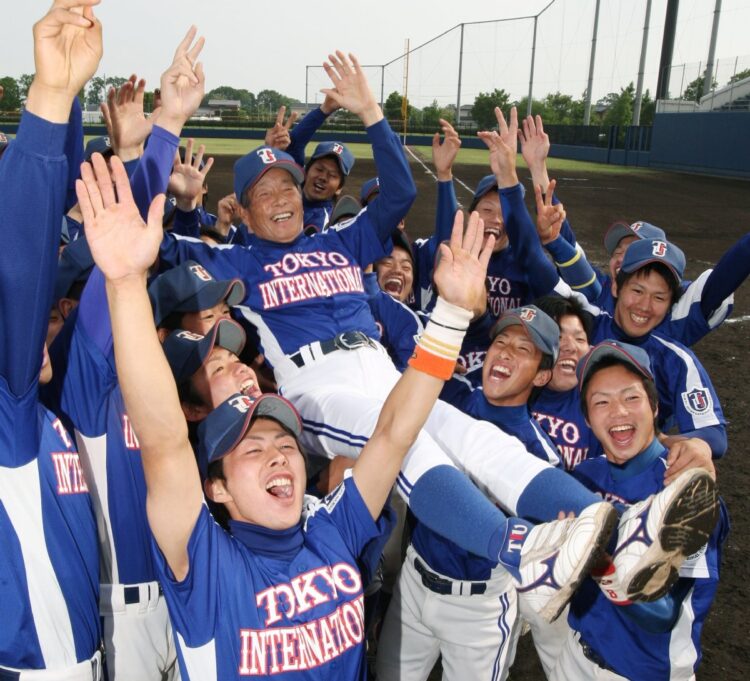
[{"left": 649, "top": 112, "right": 750, "bottom": 178}]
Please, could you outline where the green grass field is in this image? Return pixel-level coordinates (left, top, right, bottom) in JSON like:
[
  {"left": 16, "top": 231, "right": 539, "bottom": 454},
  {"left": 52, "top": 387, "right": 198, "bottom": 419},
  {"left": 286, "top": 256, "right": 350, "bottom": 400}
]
[{"left": 83, "top": 135, "right": 654, "bottom": 175}]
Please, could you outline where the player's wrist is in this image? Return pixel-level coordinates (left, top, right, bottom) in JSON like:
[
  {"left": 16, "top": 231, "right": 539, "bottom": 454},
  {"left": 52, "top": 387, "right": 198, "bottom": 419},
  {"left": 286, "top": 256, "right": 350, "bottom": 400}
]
[
  {"left": 359, "top": 104, "right": 384, "bottom": 128},
  {"left": 436, "top": 170, "right": 453, "bottom": 181},
  {"left": 408, "top": 298, "right": 471, "bottom": 380},
  {"left": 25, "top": 82, "right": 74, "bottom": 124}
]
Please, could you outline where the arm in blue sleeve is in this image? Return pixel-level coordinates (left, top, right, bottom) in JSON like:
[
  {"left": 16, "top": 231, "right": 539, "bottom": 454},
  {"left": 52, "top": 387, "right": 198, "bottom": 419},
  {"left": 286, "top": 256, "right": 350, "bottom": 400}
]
[
  {"left": 171, "top": 208, "right": 201, "bottom": 238},
  {"left": 286, "top": 107, "right": 329, "bottom": 166},
  {"left": 550, "top": 193, "right": 577, "bottom": 246},
  {"left": 676, "top": 425, "right": 727, "bottom": 459},
  {"left": 0, "top": 111, "right": 68, "bottom": 395},
  {"left": 435, "top": 180, "right": 459, "bottom": 244},
  {"left": 64, "top": 98, "right": 84, "bottom": 212},
  {"left": 620, "top": 578, "right": 694, "bottom": 633},
  {"left": 363, "top": 120, "right": 417, "bottom": 245},
  {"left": 123, "top": 158, "right": 140, "bottom": 179},
  {"left": 500, "top": 184, "right": 560, "bottom": 297},
  {"left": 544, "top": 236, "right": 602, "bottom": 301},
  {"left": 77, "top": 267, "right": 114, "bottom": 360},
  {"left": 129, "top": 125, "right": 180, "bottom": 219},
  {"left": 700, "top": 232, "right": 750, "bottom": 318}
]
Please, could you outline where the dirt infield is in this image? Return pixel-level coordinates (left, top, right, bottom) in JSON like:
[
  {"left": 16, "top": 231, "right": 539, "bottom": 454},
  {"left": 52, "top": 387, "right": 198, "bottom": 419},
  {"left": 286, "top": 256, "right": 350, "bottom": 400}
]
[{"left": 206, "top": 152, "right": 749, "bottom": 679}]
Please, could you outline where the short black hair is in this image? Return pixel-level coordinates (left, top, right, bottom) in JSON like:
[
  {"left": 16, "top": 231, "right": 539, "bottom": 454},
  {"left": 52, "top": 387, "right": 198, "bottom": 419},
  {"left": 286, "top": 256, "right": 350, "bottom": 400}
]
[
  {"left": 529, "top": 352, "right": 555, "bottom": 404},
  {"left": 614, "top": 263, "right": 682, "bottom": 307},
  {"left": 533, "top": 295, "right": 594, "bottom": 342},
  {"left": 579, "top": 356, "right": 659, "bottom": 432}
]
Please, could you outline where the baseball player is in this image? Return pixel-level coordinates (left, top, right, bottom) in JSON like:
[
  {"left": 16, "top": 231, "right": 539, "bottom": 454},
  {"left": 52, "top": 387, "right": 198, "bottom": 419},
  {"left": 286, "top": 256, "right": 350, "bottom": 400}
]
[
  {"left": 482, "top": 108, "right": 728, "bottom": 464},
  {"left": 41, "top": 27, "right": 208, "bottom": 681},
  {"left": 377, "top": 305, "right": 561, "bottom": 681},
  {"left": 531, "top": 295, "right": 602, "bottom": 472},
  {"left": 135, "top": 53, "right": 719, "bottom": 639},
  {"left": 550, "top": 340, "right": 726, "bottom": 681},
  {"left": 0, "top": 1, "right": 103, "bottom": 676}
]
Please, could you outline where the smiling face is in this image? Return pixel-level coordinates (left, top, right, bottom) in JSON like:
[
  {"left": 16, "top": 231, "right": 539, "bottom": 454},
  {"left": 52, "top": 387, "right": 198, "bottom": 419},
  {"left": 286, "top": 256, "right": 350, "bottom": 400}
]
[
  {"left": 191, "top": 346, "right": 262, "bottom": 410},
  {"left": 241, "top": 168, "right": 304, "bottom": 243},
  {"left": 482, "top": 325, "right": 550, "bottom": 406},
  {"left": 303, "top": 157, "right": 343, "bottom": 202},
  {"left": 584, "top": 363, "right": 656, "bottom": 466},
  {"left": 613, "top": 269, "right": 672, "bottom": 338},
  {"left": 549, "top": 314, "right": 590, "bottom": 392},
  {"left": 608, "top": 235, "right": 638, "bottom": 281},
  {"left": 474, "top": 191, "right": 509, "bottom": 253},
  {"left": 375, "top": 245, "right": 414, "bottom": 303},
  {"left": 207, "top": 417, "right": 306, "bottom": 529}
]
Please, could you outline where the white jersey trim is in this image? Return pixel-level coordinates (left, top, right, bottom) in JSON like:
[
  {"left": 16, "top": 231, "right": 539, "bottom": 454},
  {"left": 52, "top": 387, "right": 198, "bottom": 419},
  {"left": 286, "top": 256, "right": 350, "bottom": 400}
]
[
  {"left": 176, "top": 631, "right": 217, "bottom": 681},
  {"left": 668, "top": 586, "right": 699, "bottom": 679}
]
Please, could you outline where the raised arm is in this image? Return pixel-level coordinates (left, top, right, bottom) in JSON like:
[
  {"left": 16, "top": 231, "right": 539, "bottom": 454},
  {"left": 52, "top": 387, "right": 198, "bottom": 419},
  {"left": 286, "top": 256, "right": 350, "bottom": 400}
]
[
  {"left": 353, "top": 211, "right": 493, "bottom": 518},
  {"left": 78, "top": 154, "right": 202, "bottom": 579},
  {"left": 432, "top": 118, "right": 462, "bottom": 244}
]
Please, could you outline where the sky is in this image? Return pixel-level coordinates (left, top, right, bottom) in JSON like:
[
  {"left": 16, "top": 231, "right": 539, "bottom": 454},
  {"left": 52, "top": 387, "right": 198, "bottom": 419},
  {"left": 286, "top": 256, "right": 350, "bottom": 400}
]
[{"left": 3, "top": 0, "right": 750, "bottom": 108}]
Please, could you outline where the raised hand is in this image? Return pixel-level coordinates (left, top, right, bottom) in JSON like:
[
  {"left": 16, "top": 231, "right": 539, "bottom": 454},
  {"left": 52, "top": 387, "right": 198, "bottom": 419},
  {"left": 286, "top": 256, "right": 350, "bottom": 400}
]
[
  {"left": 321, "top": 51, "right": 382, "bottom": 127},
  {"left": 27, "top": 0, "right": 103, "bottom": 122},
  {"left": 520, "top": 114, "right": 551, "bottom": 191},
  {"left": 432, "top": 118, "right": 462, "bottom": 181},
  {"left": 264, "top": 106, "right": 298, "bottom": 150},
  {"left": 433, "top": 210, "right": 494, "bottom": 312},
  {"left": 101, "top": 75, "right": 152, "bottom": 161},
  {"left": 168, "top": 138, "right": 214, "bottom": 211},
  {"left": 158, "top": 26, "right": 206, "bottom": 136},
  {"left": 215, "top": 193, "right": 240, "bottom": 236},
  {"left": 77, "top": 154, "right": 165, "bottom": 282},
  {"left": 534, "top": 180, "right": 565, "bottom": 245}
]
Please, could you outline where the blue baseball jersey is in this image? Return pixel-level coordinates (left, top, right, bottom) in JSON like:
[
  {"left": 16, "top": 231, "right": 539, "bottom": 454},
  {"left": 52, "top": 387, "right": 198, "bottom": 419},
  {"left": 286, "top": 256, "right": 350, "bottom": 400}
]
[
  {"left": 157, "top": 474, "right": 389, "bottom": 680},
  {"left": 411, "top": 391, "right": 558, "bottom": 581},
  {"left": 532, "top": 387, "right": 602, "bottom": 471},
  {"left": 592, "top": 316, "right": 725, "bottom": 439},
  {"left": 364, "top": 273, "right": 422, "bottom": 371},
  {"left": 0, "top": 108, "right": 100, "bottom": 668},
  {"left": 157, "top": 119, "right": 415, "bottom": 371},
  {"left": 568, "top": 443, "right": 728, "bottom": 680},
  {"left": 44, "top": 269, "right": 156, "bottom": 586}
]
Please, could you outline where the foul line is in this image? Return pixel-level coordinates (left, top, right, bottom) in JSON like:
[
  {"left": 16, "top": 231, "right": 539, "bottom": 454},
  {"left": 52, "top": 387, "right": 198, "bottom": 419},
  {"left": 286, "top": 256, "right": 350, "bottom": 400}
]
[
  {"left": 404, "top": 145, "right": 474, "bottom": 204},
  {"left": 724, "top": 315, "right": 750, "bottom": 324}
]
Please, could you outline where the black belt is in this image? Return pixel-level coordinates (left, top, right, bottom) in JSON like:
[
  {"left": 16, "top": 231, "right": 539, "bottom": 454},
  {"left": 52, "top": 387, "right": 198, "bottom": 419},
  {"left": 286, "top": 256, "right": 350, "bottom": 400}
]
[
  {"left": 414, "top": 557, "right": 487, "bottom": 596},
  {"left": 579, "top": 638, "right": 619, "bottom": 673},
  {"left": 123, "top": 583, "right": 162, "bottom": 605},
  {"left": 289, "top": 332, "right": 376, "bottom": 368}
]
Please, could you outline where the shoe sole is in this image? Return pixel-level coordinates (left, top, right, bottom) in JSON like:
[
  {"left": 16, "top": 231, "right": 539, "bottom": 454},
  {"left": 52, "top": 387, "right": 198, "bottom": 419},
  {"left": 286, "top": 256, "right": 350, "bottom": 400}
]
[
  {"left": 540, "top": 503, "right": 619, "bottom": 623},
  {"left": 626, "top": 471, "right": 719, "bottom": 602}
]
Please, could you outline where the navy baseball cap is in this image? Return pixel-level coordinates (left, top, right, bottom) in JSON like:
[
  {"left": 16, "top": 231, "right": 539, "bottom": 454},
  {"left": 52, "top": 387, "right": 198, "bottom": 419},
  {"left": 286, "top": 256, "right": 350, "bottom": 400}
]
[
  {"left": 391, "top": 229, "right": 414, "bottom": 263},
  {"left": 469, "top": 175, "right": 498, "bottom": 211},
  {"left": 148, "top": 261, "right": 245, "bottom": 327},
  {"left": 234, "top": 146, "right": 304, "bottom": 205},
  {"left": 84, "top": 136, "right": 113, "bottom": 162},
  {"left": 360, "top": 177, "right": 380, "bottom": 205},
  {"left": 604, "top": 221, "right": 667, "bottom": 255},
  {"left": 329, "top": 195, "right": 362, "bottom": 226},
  {"left": 577, "top": 339, "right": 653, "bottom": 391},
  {"left": 620, "top": 238, "right": 685, "bottom": 285},
  {"left": 162, "top": 319, "right": 246, "bottom": 384},
  {"left": 490, "top": 305, "right": 560, "bottom": 363},
  {"left": 54, "top": 237, "right": 94, "bottom": 302},
  {"left": 307, "top": 141, "right": 355, "bottom": 178},
  {"left": 197, "top": 392, "right": 303, "bottom": 477}
]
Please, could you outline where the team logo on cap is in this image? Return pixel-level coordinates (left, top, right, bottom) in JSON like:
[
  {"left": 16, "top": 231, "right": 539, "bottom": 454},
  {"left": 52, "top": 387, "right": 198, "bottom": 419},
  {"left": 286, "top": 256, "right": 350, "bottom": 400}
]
[
  {"left": 104, "top": 137, "right": 111, "bottom": 148},
  {"left": 519, "top": 307, "right": 537, "bottom": 322},
  {"left": 682, "top": 387, "right": 712, "bottom": 416},
  {"left": 228, "top": 394, "right": 255, "bottom": 413},
  {"left": 189, "top": 264, "right": 213, "bottom": 282},
  {"left": 652, "top": 241, "right": 667, "bottom": 257},
  {"left": 176, "top": 330, "right": 204, "bottom": 342},
  {"left": 0, "top": 133, "right": 7, "bottom": 143},
  {"left": 257, "top": 148, "right": 278, "bottom": 164},
  {"left": 631, "top": 222, "right": 643, "bottom": 232},
  {"left": 332, "top": 143, "right": 344, "bottom": 155}
]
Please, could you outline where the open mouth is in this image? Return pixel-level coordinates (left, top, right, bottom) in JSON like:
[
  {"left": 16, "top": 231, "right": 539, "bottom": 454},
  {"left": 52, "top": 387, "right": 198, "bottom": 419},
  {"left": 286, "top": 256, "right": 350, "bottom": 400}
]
[
  {"left": 556, "top": 358, "right": 577, "bottom": 374},
  {"left": 629, "top": 312, "right": 650, "bottom": 326},
  {"left": 490, "top": 365, "right": 511, "bottom": 380},
  {"left": 313, "top": 180, "right": 327, "bottom": 193},
  {"left": 265, "top": 475, "right": 294, "bottom": 498},
  {"left": 240, "top": 379, "right": 260, "bottom": 398},
  {"left": 609, "top": 424, "right": 635, "bottom": 447},
  {"left": 272, "top": 212, "right": 292, "bottom": 223},
  {"left": 383, "top": 276, "right": 404, "bottom": 296}
]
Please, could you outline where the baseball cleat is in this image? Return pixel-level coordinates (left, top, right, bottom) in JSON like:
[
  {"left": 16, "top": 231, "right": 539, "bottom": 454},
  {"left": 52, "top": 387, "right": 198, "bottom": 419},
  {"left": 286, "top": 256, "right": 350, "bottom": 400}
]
[
  {"left": 501, "top": 502, "right": 617, "bottom": 623},
  {"left": 604, "top": 468, "right": 719, "bottom": 604}
]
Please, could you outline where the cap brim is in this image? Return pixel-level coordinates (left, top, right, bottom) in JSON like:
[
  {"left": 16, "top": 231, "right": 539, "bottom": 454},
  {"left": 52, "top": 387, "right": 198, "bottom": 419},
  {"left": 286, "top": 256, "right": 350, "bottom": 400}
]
[
  {"left": 243, "top": 161, "right": 305, "bottom": 201},
  {"left": 177, "top": 279, "right": 246, "bottom": 315},
  {"left": 577, "top": 343, "right": 653, "bottom": 390},
  {"left": 604, "top": 224, "right": 636, "bottom": 255},
  {"left": 490, "top": 314, "right": 557, "bottom": 361},
  {"left": 621, "top": 257, "right": 681, "bottom": 285}
]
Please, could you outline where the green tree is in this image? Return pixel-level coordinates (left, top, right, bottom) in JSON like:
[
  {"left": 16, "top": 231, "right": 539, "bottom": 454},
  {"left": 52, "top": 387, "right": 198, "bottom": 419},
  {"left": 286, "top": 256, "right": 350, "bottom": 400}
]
[
  {"left": 471, "top": 88, "right": 510, "bottom": 129},
  {"left": 682, "top": 75, "right": 717, "bottom": 102},
  {"left": 384, "top": 91, "right": 404, "bottom": 120},
  {"left": 16, "top": 73, "right": 34, "bottom": 103},
  {"left": 728, "top": 68, "right": 750, "bottom": 85},
  {"left": 421, "top": 99, "right": 449, "bottom": 128},
  {"left": 86, "top": 76, "right": 107, "bottom": 108},
  {"left": 638, "top": 89, "right": 655, "bottom": 126},
  {"left": 541, "top": 91, "right": 584, "bottom": 124},
  {"left": 256, "top": 89, "right": 294, "bottom": 117},
  {"left": 203, "top": 86, "right": 256, "bottom": 114},
  {"left": 0, "top": 77, "right": 21, "bottom": 110},
  {"left": 601, "top": 82, "right": 635, "bottom": 127}
]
